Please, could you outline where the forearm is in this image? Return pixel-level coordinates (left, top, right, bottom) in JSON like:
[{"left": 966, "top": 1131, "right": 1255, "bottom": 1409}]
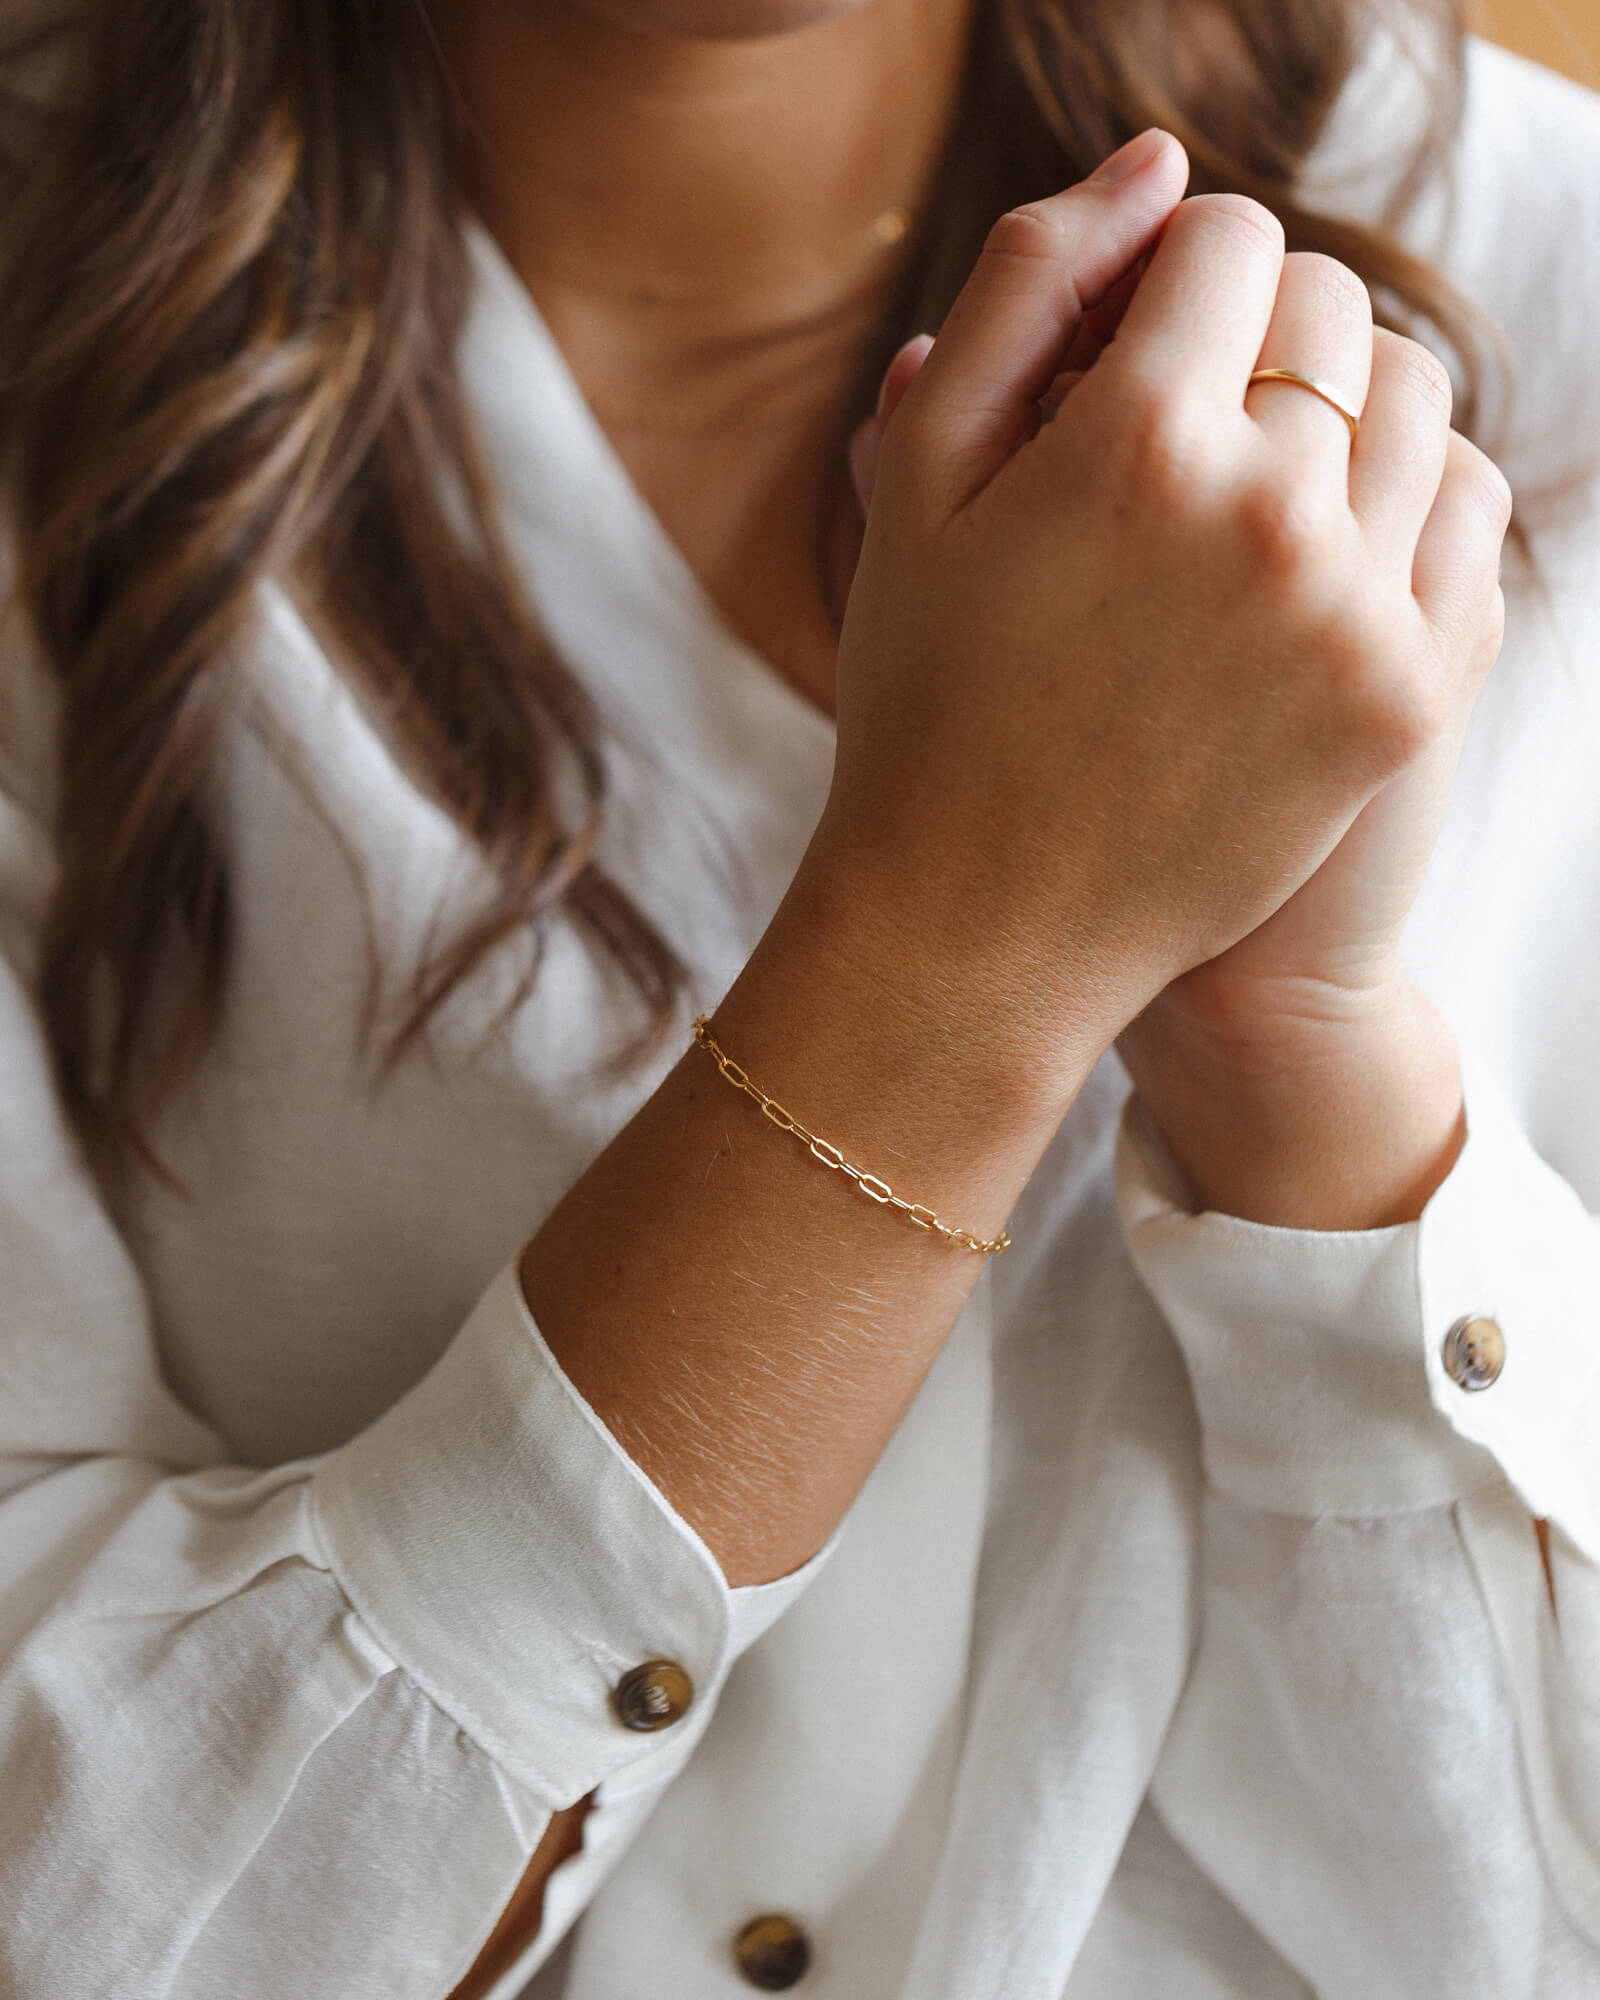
[{"left": 521, "top": 847, "right": 1085, "bottom": 1586}]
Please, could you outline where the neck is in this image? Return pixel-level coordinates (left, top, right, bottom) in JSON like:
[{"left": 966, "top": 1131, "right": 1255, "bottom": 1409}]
[{"left": 429, "top": 0, "right": 976, "bottom": 376}]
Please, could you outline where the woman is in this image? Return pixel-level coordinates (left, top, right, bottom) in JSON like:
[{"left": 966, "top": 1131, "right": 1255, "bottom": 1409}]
[{"left": 1, "top": 0, "right": 1598, "bottom": 1992}]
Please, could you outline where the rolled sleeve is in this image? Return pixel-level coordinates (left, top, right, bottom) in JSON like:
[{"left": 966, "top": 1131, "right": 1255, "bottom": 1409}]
[
  {"left": 1115, "top": 1050, "right": 1600, "bottom": 1555},
  {"left": 312, "top": 1263, "right": 824, "bottom": 1809}
]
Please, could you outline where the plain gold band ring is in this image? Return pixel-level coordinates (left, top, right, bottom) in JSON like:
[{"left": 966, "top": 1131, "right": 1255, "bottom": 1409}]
[{"left": 1246, "top": 368, "right": 1361, "bottom": 447}]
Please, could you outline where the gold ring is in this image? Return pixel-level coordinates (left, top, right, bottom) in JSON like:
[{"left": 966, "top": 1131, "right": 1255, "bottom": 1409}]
[{"left": 1246, "top": 369, "right": 1360, "bottom": 446}]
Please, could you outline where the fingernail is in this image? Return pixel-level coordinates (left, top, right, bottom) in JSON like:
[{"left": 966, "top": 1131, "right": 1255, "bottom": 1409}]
[{"left": 1090, "top": 128, "right": 1168, "bottom": 185}]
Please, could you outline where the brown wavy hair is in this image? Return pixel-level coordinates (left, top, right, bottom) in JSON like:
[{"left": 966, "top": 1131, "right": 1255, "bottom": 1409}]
[{"left": 0, "top": 0, "right": 1493, "bottom": 1170}]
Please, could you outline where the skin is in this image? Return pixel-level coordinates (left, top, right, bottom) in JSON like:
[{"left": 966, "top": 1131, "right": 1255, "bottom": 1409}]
[
  {"left": 430, "top": 0, "right": 975, "bottom": 711},
  {"left": 427, "top": 1, "right": 1510, "bottom": 1988}
]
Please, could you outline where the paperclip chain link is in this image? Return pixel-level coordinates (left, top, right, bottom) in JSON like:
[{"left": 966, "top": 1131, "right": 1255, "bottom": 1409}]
[{"left": 692, "top": 1016, "right": 1012, "bottom": 1257}]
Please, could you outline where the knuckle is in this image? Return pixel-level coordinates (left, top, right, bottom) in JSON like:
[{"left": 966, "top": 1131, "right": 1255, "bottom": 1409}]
[
  {"left": 982, "top": 204, "right": 1068, "bottom": 268},
  {"left": 1312, "top": 597, "right": 1444, "bottom": 764},
  {"left": 1385, "top": 331, "right": 1454, "bottom": 419},
  {"left": 1286, "top": 250, "right": 1372, "bottom": 322},
  {"left": 1115, "top": 377, "right": 1210, "bottom": 491},
  {"left": 1353, "top": 662, "right": 1441, "bottom": 767},
  {"left": 1459, "top": 438, "right": 1515, "bottom": 527},
  {"left": 1455, "top": 576, "right": 1509, "bottom": 679},
  {"left": 1235, "top": 471, "right": 1334, "bottom": 576},
  {"left": 1182, "top": 192, "right": 1286, "bottom": 258}
]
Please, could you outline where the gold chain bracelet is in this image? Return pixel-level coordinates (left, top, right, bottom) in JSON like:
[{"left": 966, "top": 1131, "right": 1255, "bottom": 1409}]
[{"left": 691, "top": 1016, "right": 1012, "bottom": 1256}]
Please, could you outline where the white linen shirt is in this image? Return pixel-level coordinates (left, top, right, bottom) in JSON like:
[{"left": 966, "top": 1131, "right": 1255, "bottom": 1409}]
[{"left": 3, "top": 33, "right": 1600, "bottom": 2000}]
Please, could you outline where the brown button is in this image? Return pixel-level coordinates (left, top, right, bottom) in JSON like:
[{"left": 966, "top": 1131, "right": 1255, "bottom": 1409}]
[
  {"left": 733, "top": 1913, "right": 811, "bottom": 1991},
  {"left": 1442, "top": 1314, "right": 1506, "bottom": 1392},
  {"left": 612, "top": 1659, "right": 693, "bottom": 1732}
]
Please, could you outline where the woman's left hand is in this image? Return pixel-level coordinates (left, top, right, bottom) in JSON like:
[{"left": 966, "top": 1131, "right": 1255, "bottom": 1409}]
[
  {"left": 1113, "top": 717, "right": 1480, "bottom": 1232},
  {"left": 850, "top": 255, "right": 1511, "bottom": 1230}
]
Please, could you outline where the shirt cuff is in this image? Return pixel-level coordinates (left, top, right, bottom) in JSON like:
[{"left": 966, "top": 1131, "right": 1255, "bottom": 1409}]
[
  {"left": 311, "top": 1263, "right": 828, "bottom": 1810},
  {"left": 1115, "top": 1047, "right": 1600, "bottom": 1556}
]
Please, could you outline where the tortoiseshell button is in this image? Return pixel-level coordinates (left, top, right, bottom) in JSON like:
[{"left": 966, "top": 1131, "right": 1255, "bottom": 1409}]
[
  {"left": 1441, "top": 1315, "right": 1505, "bottom": 1392},
  {"left": 733, "top": 1913, "right": 812, "bottom": 1990},
  {"left": 612, "top": 1659, "right": 693, "bottom": 1732}
]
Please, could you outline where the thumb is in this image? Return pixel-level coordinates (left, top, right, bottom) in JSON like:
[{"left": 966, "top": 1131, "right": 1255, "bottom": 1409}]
[
  {"left": 849, "top": 333, "right": 935, "bottom": 514},
  {"left": 887, "top": 127, "right": 1188, "bottom": 518}
]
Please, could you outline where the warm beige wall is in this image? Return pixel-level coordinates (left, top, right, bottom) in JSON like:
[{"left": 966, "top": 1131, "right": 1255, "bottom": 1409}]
[{"left": 1474, "top": 0, "right": 1600, "bottom": 86}]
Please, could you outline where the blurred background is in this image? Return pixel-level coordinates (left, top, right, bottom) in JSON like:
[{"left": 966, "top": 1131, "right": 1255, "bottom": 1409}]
[{"left": 1474, "top": 0, "right": 1599, "bottom": 83}]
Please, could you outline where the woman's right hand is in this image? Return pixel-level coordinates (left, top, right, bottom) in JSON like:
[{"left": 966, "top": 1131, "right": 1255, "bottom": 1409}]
[
  {"left": 526, "top": 129, "right": 1506, "bottom": 1590},
  {"left": 815, "top": 128, "right": 1503, "bottom": 1100}
]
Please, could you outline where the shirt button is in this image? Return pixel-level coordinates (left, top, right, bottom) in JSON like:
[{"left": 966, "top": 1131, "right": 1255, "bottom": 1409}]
[
  {"left": 732, "top": 1913, "right": 812, "bottom": 1990},
  {"left": 612, "top": 1659, "right": 694, "bottom": 1732},
  {"left": 1441, "top": 1314, "right": 1506, "bottom": 1392}
]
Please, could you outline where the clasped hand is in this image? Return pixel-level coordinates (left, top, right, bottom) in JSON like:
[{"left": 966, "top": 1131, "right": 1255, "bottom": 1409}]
[{"left": 828, "top": 128, "right": 1510, "bottom": 1226}]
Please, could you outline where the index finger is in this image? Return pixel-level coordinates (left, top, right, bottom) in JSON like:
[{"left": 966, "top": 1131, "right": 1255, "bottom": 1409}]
[{"left": 894, "top": 130, "right": 1190, "bottom": 516}]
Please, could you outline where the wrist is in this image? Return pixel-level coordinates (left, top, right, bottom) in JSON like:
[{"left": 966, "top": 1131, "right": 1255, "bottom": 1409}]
[
  {"left": 1120, "top": 977, "right": 1466, "bottom": 1230},
  {"left": 785, "top": 816, "right": 1132, "bottom": 1110},
  {"left": 713, "top": 842, "right": 1094, "bottom": 1243}
]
